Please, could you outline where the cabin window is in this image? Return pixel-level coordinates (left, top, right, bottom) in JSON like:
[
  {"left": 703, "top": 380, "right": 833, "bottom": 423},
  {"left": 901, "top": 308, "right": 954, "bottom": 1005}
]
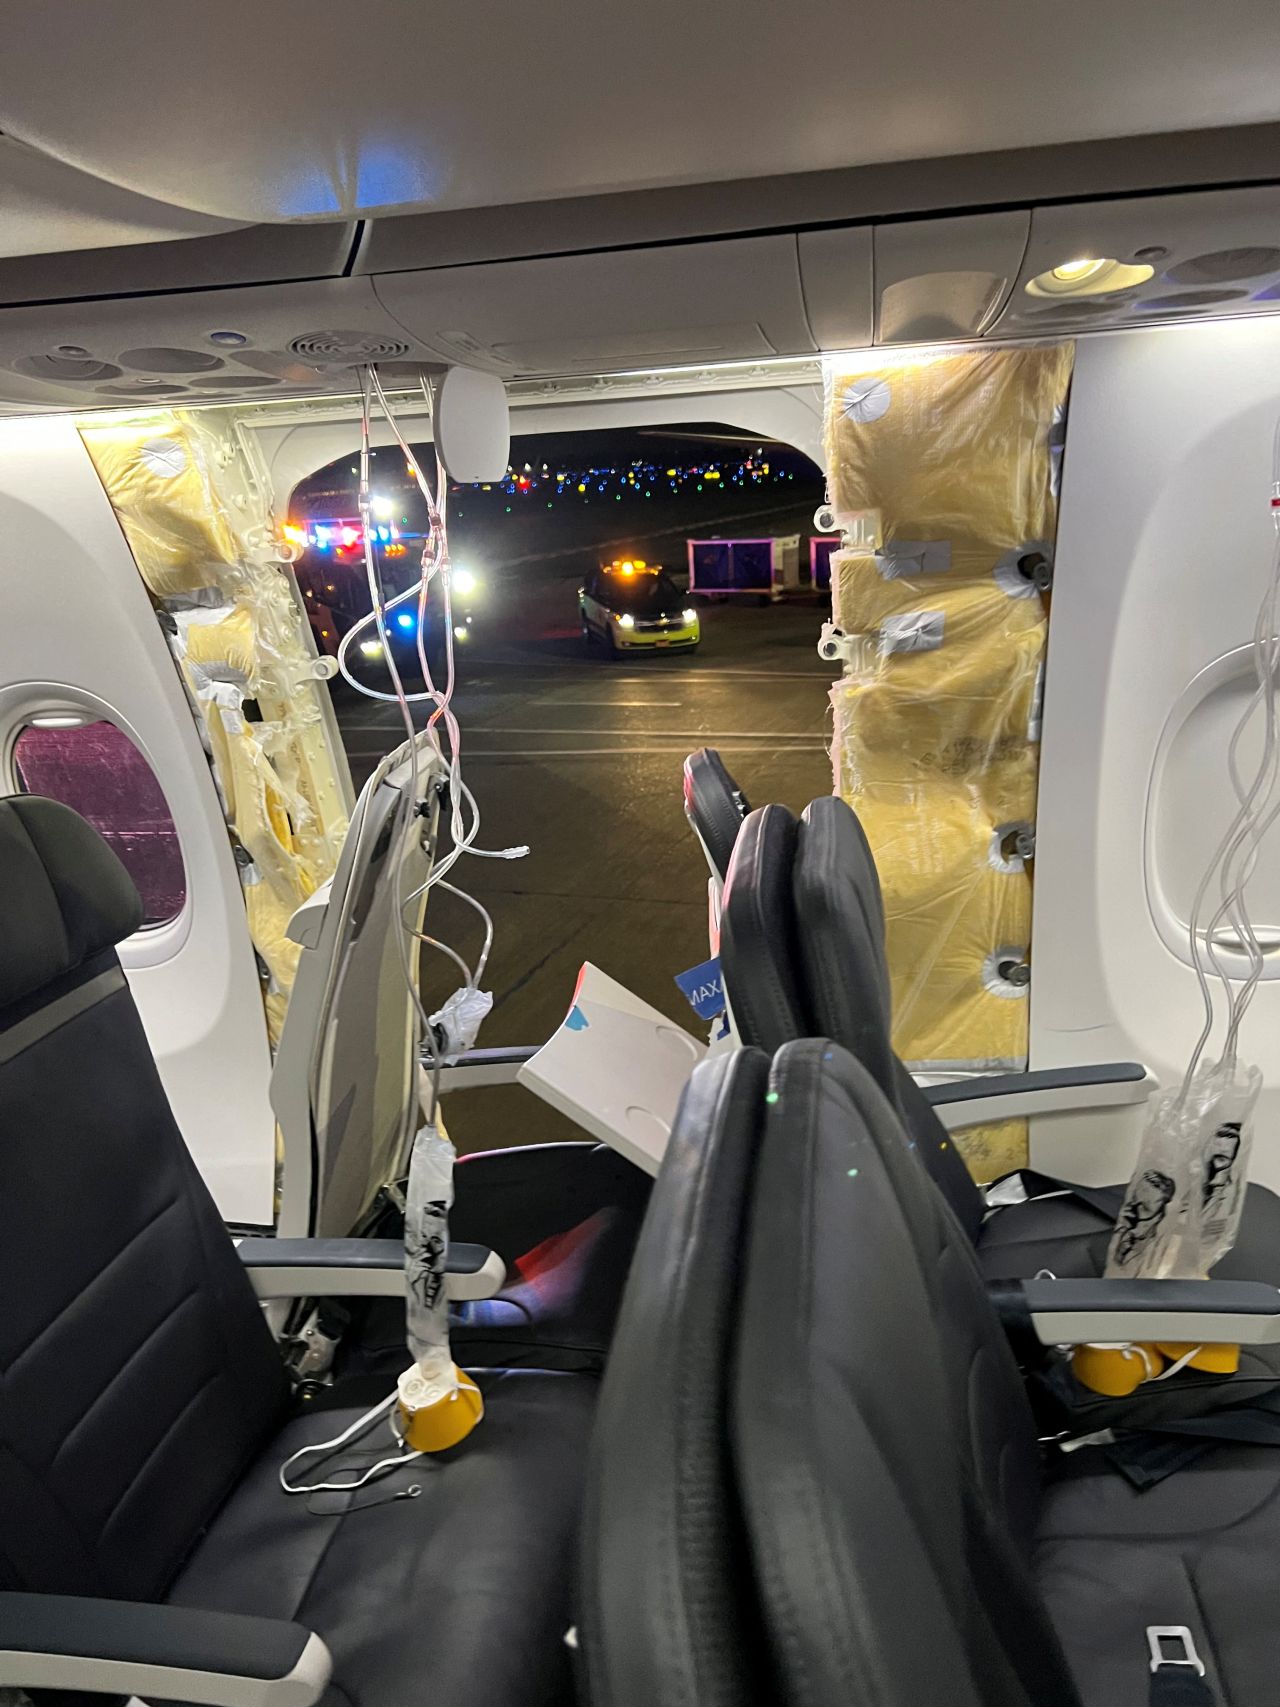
[{"left": 12, "top": 718, "right": 186, "bottom": 928}]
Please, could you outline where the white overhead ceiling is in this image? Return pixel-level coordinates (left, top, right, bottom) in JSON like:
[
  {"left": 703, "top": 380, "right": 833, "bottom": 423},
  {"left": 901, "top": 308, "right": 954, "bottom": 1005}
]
[{"left": 3, "top": 0, "right": 1280, "bottom": 225}]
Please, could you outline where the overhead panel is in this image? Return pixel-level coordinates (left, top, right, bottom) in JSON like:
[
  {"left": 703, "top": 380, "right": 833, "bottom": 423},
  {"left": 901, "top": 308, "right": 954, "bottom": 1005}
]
[
  {"left": 872, "top": 211, "right": 1029, "bottom": 344},
  {"left": 0, "top": 276, "right": 440, "bottom": 413},
  {"left": 372, "top": 235, "right": 817, "bottom": 377},
  {"left": 0, "top": 132, "right": 242, "bottom": 259},
  {"left": 0, "top": 223, "right": 358, "bottom": 309},
  {"left": 990, "top": 185, "right": 1280, "bottom": 338},
  {"left": 795, "top": 227, "right": 876, "bottom": 352}
]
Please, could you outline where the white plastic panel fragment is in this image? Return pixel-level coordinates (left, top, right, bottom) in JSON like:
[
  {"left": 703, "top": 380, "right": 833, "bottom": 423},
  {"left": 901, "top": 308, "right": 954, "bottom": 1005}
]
[
  {"left": 1031, "top": 319, "right": 1280, "bottom": 1194},
  {"left": 0, "top": 416, "right": 276, "bottom": 1222}
]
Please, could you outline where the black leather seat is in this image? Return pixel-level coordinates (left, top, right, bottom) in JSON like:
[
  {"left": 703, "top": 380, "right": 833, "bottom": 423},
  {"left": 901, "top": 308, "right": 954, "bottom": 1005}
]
[
  {"left": 0, "top": 796, "right": 590, "bottom": 1706},
  {"left": 721, "top": 793, "right": 1280, "bottom": 1294},
  {"left": 682, "top": 746, "right": 751, "bottom": 883},
  {"left": 732, "top": 1038, "right": 1280, "bottom": 1706},
  {"left": 579, "top": 1050, "right": 770, "bottom": 1707}
]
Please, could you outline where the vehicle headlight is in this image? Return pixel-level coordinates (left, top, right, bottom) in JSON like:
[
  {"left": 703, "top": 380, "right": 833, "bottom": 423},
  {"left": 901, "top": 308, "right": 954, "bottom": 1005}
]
[
  {"left": 683, "top": 608, "right": 697, "bottom": 624},
  {"left": 452, "top": 567, "right": 478, "bottom": 596},
  {"left": 617, "top": 613, "right": 635, "bottom": 629},
  {"left": 359, "top": 639, "right": 384, "bottom": 659}
]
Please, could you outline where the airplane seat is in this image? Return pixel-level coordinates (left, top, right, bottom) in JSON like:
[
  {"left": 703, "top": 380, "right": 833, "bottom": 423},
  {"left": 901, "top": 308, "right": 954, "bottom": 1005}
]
[
  {"left": 733, "top": 1038, "right": 1280, "bottom": 1707},
  {"left": 681, "top": 746, "right": 752, "bottom": 885},
  {"left": 721, "top": 793, "right": 1280, "bottom": 1426},
  {"left": 276, "top": 742, "right": 647, "bottom": 1373},
  {"left": 0, "top": 795, "right": 591, "bottom": 1707},
  {"left": 578, "top": 1047, "right": 774, "bottom": 1707},
  {"left": 792, "top": 793, "right": 1280, "bottom": 1280},
  {"left": 715, "top": 801, "right": 807, "bottom": 1050}
]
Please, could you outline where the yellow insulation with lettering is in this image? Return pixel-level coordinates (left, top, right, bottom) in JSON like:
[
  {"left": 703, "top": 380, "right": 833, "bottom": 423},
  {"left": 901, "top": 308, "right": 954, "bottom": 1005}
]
[{"left": 824, "top": 344, "right": 1073, "bottom": 1181}]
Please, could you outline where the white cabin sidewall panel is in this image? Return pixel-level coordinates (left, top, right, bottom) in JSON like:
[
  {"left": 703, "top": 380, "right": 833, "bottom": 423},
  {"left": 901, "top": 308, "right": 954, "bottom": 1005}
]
[
  {"left": 0, "top": 415, "right": 275, "bottom": 1223},
  {"left": 1031, "top": 320, "right": 1280, "bottom": 1194}
]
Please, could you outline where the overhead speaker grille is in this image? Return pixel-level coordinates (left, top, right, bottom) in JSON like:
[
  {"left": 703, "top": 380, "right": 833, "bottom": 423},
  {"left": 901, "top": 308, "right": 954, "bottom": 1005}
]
[{"left": 286, "top": 331, "right": 413, "bottom": 364}]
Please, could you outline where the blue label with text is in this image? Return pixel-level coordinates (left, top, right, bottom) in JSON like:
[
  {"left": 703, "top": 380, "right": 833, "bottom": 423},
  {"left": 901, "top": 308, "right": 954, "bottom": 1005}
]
[{"left": 675, "top": 956, "right": 726, "bottom": 1021}]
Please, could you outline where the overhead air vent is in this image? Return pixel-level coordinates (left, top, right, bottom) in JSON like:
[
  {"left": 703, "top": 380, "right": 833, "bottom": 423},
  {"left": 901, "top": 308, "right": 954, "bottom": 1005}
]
[
  {"left": 95, "top": 380, "right": 187, "bottom": 396},
  {"left": 12, "top": 352, "right": 121, "bottom": 383},
  {"left": 1165, "top": 247, "right": 1280, "bottom": 285},
  {"left": 287, "top": 331, "right": 413, "bottom": 364},
  {"left": 118, "top": 346, "right": 225, "bottom": 373}
]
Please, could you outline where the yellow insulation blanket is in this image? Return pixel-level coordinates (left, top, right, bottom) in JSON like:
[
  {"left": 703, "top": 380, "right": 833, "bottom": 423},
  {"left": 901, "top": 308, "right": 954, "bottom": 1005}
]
[
  {"left": 824, "top": 344, "right": 1073, "bottom": 1181},
  {"left": 81, "top": 410, "right": 348, "bottom": 1050},
  {"left": 78, "top": 418, "right": 239, "bottom": 599}
]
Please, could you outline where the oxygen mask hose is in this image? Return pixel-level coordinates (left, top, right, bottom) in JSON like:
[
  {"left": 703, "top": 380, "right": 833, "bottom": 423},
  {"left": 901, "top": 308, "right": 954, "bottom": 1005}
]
[{"left": 398, "top": 1121, "right": 483, "bottom": 1452}]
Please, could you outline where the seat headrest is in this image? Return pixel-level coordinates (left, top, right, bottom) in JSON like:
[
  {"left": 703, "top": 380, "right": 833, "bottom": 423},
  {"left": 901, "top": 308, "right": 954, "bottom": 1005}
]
[
  {"left": 792, "top": 795, "right": 896, "bottom": 1094},
  {"left": 0, "top": 796, "right": 144, "bottom": 1010},
  {"left": 793, "top": 795, "right": 986, "bottom": 1240},
  {"left": 720, "top": 804, "right": 808, "bottom": 1050},
  {"left": 682, "top": 747, "right": 751, "bottom": 882}
]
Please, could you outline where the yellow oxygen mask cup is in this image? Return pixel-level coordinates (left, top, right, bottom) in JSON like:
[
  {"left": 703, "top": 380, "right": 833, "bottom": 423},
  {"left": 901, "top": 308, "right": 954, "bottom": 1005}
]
[{"left": 399, "top": 1123, "right": 483, "bottom": 1452}]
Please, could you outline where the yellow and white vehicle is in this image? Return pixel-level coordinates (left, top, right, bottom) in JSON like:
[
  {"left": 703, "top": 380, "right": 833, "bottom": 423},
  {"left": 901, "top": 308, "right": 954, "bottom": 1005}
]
[{"left": 579, "top": 560, "right": 700, "bottom": 654}]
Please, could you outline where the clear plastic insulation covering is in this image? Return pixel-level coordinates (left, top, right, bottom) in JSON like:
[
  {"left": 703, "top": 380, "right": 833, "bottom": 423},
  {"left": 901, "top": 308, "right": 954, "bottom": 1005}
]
[
  {"left": 823, "top": 344, "right": 1074, "bottom": 1180},
  {"left": 79, "top": 410, "right": 352, "bottom": 1047}
]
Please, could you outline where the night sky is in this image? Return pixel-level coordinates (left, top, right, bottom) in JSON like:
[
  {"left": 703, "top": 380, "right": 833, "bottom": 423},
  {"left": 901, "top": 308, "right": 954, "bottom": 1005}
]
[{"left": 292, "top": 422, "right": 825, "bottom": 587}]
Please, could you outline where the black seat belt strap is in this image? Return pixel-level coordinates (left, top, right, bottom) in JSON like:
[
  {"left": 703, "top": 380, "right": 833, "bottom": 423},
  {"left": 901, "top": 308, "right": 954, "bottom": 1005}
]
[
  {"left": 1013, "top": 1169, "right": 1125, "bottom": 1222},
  {"left": 1148, "top": 1627, "right": 1215, "bottom": 1705}
]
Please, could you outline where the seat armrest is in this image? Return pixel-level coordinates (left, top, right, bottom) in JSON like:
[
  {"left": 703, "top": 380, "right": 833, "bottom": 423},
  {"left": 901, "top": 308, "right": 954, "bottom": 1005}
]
[
  {"left": 434, "top": 1044, "right": 540, "bottom": 1091},
  {"left": 993, "top": 1277, "right": 1280, "bottom": 1346},
  {"left": 0, "top": 1593, "right": 330, "bottom": 1706},
  {"left": 925, "top": 1062, "right": 1156, "bottom": 1131},
  {"left": 237, "top": 1236, "right": 507, "bottom": 1302}
]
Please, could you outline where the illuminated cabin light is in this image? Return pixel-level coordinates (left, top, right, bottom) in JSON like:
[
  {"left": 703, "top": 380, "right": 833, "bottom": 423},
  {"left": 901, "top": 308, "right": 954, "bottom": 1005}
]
[{"left": 1026, "top": 256, "right": 1155, "bottom": 298}]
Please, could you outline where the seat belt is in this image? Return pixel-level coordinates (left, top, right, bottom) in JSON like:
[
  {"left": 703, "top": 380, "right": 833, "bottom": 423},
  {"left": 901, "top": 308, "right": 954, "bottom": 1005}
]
[
  {"left": 1148, "top": 1628, "right": 1214, "bottom": 1704},
  {"left": 987, "top": 1169, "right": 1125, "bottom": 1223}
]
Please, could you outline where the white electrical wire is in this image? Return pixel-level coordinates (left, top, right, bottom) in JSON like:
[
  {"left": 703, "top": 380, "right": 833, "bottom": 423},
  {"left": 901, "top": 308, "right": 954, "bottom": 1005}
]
[
  {"left": 1179, "top": 416, "right": 1280, "bottom": 1096},
  {"left": 339, "top": 364, "right": 526, "bottom": 1129}
]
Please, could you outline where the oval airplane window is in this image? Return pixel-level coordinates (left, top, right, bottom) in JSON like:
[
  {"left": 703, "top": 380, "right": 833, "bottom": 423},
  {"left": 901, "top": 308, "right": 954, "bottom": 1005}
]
[{"left": 12, "top": 716, "right": 186, "bottom": 928}]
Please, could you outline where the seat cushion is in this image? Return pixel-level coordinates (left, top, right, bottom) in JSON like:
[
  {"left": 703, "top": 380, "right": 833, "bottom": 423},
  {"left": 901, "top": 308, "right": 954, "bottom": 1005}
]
[
  {"left": 981, "top": 1182, "right": 1280, "bottom": 1430},
  {"left": 168, "top": 1369, "right": 594, "bottom": 1707},
  {"left": 977, "top": 1179, "right": 1280, "bottom": 1285},
  {"left": 1036, "top": 1440, "right": 1280, "bottom": 1705},
  {"left": 351, "top": 1143, "right": 651, "bottom": 1373}
]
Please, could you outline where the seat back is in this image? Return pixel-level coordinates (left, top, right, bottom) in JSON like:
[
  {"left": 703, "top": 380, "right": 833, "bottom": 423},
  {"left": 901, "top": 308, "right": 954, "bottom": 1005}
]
[
  {"left": 718, "top": 805, "right": 810, "bottom": 1051},
  {"left": 273, "top": 736, "right": 433, "bottom": 1237},
  {"left": 682, "top": 747, "right": 751, "bottom": 886},
  {"left": 580, "top": 1049, "right": 771, "bottom": 1707},
  {"left": 793, "top": 795, "right": 986, "bottom": 1241},
  {"left": 0, "top": 796, "right": 287, "bottom": 1602},
  {"left": 732, "top": 1039, "right": 1077, "bottom": 1707}
]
